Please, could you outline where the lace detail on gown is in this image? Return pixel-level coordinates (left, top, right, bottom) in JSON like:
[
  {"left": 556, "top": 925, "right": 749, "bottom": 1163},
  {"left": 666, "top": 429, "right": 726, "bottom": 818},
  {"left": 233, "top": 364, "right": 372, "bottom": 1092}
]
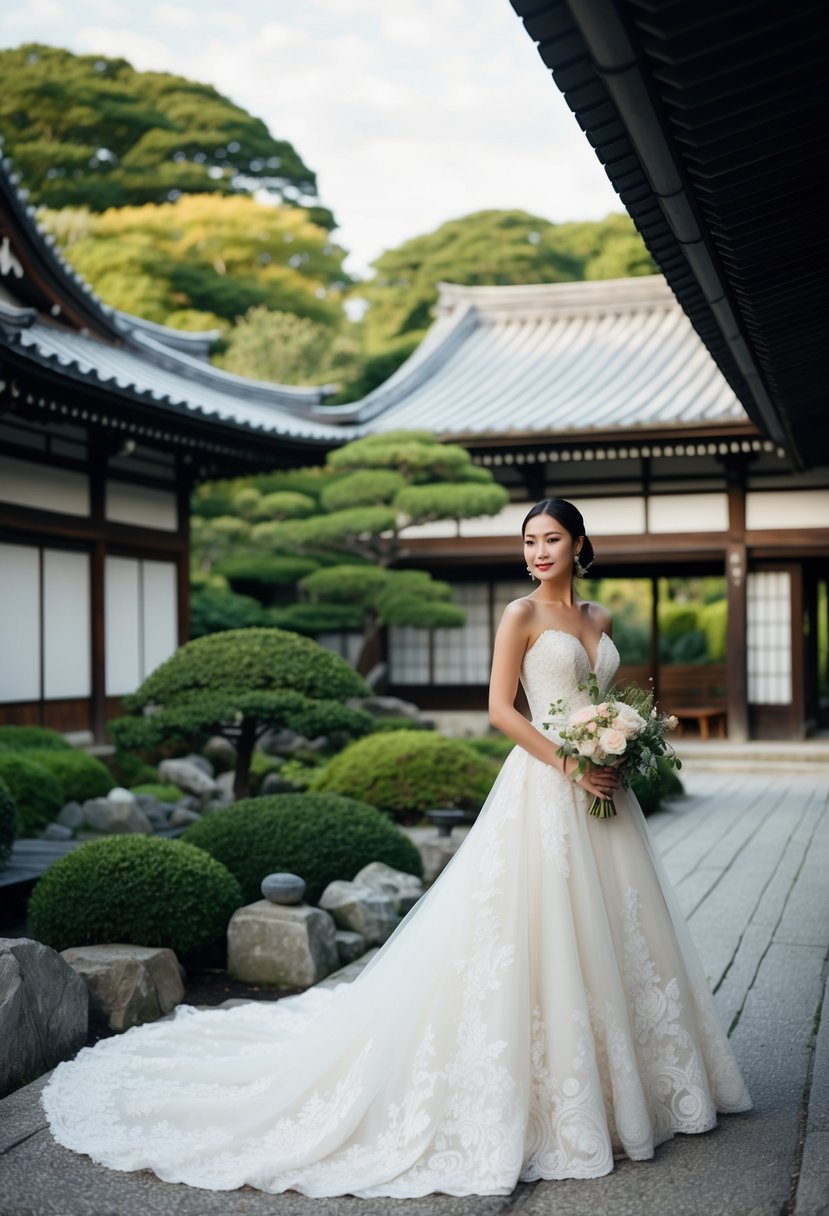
[{"left": 41, "top": 628, "right": 751, "bottom": 1198}]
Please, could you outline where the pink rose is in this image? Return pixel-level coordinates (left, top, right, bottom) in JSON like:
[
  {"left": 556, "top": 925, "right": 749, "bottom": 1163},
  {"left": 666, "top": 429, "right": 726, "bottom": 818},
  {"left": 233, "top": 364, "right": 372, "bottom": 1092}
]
[
  {"left": 598, "top": 728, "right": 627, "bottom": 755},
  {"left": 611, "top": 702, "right": 647, "bottom": 738},
  {"left": 570, "top": 705, "right": 597, "bottom": 725},
  {"left": 578, "top": 737, "right": 598, "bottom": 758}
]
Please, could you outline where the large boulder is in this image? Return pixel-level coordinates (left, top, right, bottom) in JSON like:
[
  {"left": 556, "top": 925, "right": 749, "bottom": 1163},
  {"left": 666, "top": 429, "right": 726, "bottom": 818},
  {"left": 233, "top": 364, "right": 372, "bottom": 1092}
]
[
  {"left": 57, "top": 801, "right": 84, "bottom": 830},
  {"left": 60, "top": 943, "right": 185, "bottom": 1033},
  {"left": 80, "top": 797, "right": 152, "bottom": 835},
  {"left": 159, "top": 758, "right": 218, "bottom": 799},
  {"left": 335, "top": 929, "right": 368, "bottom": 965},
  {"left": 353, "top": 861, "right": 424, "bottom": 914},
  {"left": 318, "top": 880, "right": 400, "bottom": 946},
  {"left": 419, "top": 834, "right": 464, "bottom": 884},
  {"left": 227, "top": 901, "right": 339, "bottom": 989},
  {"left": 0, "top": 938, "right": 87, "bottom": 1097}
]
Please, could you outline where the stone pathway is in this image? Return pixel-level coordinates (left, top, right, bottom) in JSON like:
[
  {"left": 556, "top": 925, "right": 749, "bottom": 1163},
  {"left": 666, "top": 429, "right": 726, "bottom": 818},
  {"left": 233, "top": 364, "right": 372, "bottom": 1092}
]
[{"left": 1, "top": 766, "right": 827, "bottom": 1215}]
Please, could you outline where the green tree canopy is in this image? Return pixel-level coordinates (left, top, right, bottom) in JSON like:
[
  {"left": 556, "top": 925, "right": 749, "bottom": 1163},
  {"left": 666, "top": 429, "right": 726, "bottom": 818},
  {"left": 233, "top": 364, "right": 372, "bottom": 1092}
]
[
  {"left": 216, "top": 306, "right": 359, "bottom": 385},
  {"left": 110, "top": 628, "right": 372, "bottom": 799},
  {"left": 38, "top": 195, "right": 350, "bottom": 329},
  {"left": 358, "top": 209, "right": 655, "bottom": 355},
  {"left": 0, "top": 43, "right": 332, "bottom": 223}
]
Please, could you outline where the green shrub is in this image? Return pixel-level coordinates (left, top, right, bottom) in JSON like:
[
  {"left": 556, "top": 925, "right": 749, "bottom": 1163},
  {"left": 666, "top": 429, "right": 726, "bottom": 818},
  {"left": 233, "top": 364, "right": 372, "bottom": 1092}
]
[
  {"left": 0, "top": 726, "right": 72, "bottom": 752},
  {"left": 105, "top": 751, "right": 160, "bottom": 789},
  {"left": 25, "top": 749, "right": 112, "bottom": 803},
  {"left": 465, "top": 735, "right": 516, "bottom": 763},
  {"left": 27, "top": 836, "right": 243, "bottom": 963},
  {"left": 0, "top": 754, "right": 64, "bottom": 836},
  {"left": 130, "top": 783, "right": 182, "bottom": 803},
  {"left": 368, "top": 718, "right": 432, "bottom": 733},
  {"left": 0, "top": 778, "right": 16, "bottom": 869},
  {"left": 190, "top": 588, "right": 268, "bottom": 637},
  {"left": 183, "top": 792, "right": 422, "bottom": 903},
  {"left": 313, "top": 730, "right": 496, "bottom": 823},
  {"left": 699, "top": 598, "right": 728, "bottom": 661},
  {"left": 214, "top": 554, "right": 318, "bottom": 591},
  {"left": 249, "top": 751, "right": 286, "bottom": 793}
]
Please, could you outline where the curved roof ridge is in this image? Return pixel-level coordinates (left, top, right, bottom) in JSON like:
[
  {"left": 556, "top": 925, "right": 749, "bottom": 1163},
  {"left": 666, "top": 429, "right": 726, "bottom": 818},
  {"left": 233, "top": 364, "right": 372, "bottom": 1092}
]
[{"left": 434, "top": 274, "right": 675, "bottom": 317}]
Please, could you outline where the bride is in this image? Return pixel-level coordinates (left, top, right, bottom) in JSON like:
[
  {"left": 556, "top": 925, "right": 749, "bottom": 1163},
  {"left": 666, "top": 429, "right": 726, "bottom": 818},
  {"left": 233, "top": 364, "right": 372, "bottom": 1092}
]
[{"left": 42, "top": 496, "right": 751, "bottom": 1197}]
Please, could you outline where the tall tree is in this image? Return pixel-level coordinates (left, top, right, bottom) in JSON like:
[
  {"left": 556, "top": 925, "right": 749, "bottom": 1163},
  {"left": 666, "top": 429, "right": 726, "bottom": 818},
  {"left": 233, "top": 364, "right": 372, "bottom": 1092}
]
[
  {"left": 0, "top": 43, "right": 333, "bottom": 225},
  {"left": 38, "top": 195, "right": 350, "bottom": 330},
  {"left": 359, "top": 209, "right": 655, "bottom": 355}
]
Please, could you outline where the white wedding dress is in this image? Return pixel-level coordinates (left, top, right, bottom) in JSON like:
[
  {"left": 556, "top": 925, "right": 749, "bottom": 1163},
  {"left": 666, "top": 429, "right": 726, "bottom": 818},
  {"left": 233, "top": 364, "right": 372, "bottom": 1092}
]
[{"left": 42, "top": 630, "right": 751, "bottom": 1197}]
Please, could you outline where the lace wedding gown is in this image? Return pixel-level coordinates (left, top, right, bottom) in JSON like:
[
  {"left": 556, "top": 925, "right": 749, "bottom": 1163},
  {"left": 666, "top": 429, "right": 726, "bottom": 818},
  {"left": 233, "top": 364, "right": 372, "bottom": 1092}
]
[{"left": 42, "top": 630, "right": 751, "bottom": 1197}]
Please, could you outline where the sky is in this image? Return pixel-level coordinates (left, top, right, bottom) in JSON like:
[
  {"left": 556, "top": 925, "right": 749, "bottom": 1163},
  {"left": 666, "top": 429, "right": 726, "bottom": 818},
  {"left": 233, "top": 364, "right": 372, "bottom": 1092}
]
[{"left": 0, "top": 0, "right": 621, "bottom": 276}]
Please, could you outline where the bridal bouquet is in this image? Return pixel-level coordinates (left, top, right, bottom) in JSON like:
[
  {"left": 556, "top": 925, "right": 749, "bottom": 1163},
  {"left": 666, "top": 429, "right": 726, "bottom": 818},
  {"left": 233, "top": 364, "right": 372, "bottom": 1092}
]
[{"left": 543, "top": 674, "right": 681, "bottom": 818}]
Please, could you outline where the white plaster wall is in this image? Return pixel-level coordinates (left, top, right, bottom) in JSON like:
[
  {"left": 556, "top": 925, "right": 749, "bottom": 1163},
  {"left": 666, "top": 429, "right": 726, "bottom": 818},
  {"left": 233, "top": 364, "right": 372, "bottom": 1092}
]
[
  {"left": 0, "top": 455, "right": 89, "bottom": 516},
  {"left": 105, "top": 557, "right": 141, "bottom": 696},
  {"left": 142, "top": 561, "right": 178, "bottom": 676},
  {"left": 105, "top": 481, "right": 178, "bottom": 531},
  {"left": 43, "top": 549, "right": 90, "bottom": 698},
  {"left": 0, "top": 543, "right": 40, "bottom": 700},
  {"left": 746, "top": 489, "right": 829, "bottom": 531},
  {"left": 647, "top": 492, "right": 728, "bottom": 533}
]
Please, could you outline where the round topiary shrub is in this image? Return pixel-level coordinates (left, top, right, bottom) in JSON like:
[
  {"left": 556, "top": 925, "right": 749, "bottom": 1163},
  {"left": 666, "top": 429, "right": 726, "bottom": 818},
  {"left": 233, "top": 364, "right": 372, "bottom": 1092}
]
[
  {"left": 182, "top": 792, "right": 422, "bottom": 904},
  {"left": 0, "top": 778, "right": 16, "bottom": 870},
  {"left": 0, "top": 726, "right": 72, "bottom": 752},
  {"left": 25, "top": 749, "right": 113, "bottom": 803},
  {"left": 130, "top": 783, "right": 182, "bottom": 803},
  {"left": 0, "top": 754, "right": 64, "bottom": 837},
  {"left": 312, "top": 730, "right": 496, "bottom": 823},
  {"left": 27, "top": 836, "right": 243, "bottom": 964}
]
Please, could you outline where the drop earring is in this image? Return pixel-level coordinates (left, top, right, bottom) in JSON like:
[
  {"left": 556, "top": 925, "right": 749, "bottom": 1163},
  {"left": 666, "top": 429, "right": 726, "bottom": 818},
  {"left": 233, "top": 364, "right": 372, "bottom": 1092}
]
[
  {"left": 526, "top": 566, "right": 535, "bottom": 581},
  {"left": 574, "top": 555, "right": 586, "bottom": 579}
]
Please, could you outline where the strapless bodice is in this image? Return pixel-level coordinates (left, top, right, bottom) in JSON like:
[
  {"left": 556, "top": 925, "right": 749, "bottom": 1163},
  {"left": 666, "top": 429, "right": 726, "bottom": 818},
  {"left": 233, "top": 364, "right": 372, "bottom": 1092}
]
[{"left": 519, "top": 630, "right": 620, "bottom": 727}]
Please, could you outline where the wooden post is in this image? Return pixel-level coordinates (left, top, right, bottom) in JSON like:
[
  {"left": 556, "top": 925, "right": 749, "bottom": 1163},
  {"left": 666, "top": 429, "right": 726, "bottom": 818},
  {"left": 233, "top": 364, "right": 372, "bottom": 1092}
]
[
  {"left": 726, "top": 463, "right": 749, "bottom": 742},
  {"left": 650, "top": 574, "right": 660, "bottom": 701}
]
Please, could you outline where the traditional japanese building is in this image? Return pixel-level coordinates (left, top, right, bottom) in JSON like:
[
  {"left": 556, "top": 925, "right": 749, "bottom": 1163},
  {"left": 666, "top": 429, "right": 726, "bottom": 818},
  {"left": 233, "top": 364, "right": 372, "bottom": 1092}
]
[
  {"left": 319, "top": 277, "right": 829, "bottom": 741},
  {"left": 0, "top": 154, "right": 345, "bottom": 742}
]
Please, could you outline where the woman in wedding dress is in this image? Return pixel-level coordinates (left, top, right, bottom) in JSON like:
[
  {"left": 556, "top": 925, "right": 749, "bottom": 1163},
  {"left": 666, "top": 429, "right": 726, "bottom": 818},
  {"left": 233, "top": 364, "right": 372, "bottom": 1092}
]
[{"left": 42, "top": 497, "right": 751, "bottom": 1197}]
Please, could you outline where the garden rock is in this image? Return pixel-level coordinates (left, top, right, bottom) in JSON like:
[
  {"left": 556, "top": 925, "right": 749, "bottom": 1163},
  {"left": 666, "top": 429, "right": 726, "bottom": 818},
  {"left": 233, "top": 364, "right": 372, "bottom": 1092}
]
[
  {"left": 347, "top": 694, "right": 421, "bottom": 720},
  {"left": 169, "top": 806, "right": 202, "bottom": 828},
  {"left": 258, "top": 727, "right": 298, "bottom": 755},
  {"left": 335, "top": 929, "right": 367, "bottom": 964},
  {"left": 419, "top": 835, "right": 464, "bottom": 884},
  {"left": 260, "top": 772, "right": 299, "bottom": 796},
  {"left": 353, "top": 861, "right": 424, "bottom": 914},
  {"left": 57, "top": 801, "right": 83, "bottom": 829},
  {"left": 261, "top": 872, "right": 306, "bottom": 904},
  {"left": 201, "top": 798, "right": 228, "bottom": 815},
  {"left": 159, "top": 758, "right": 218, "bottom": 799},
  {"left": 0, "top": 937, "right": 87, "bottom": 1097},
  {"left": 42, "top": 822, "right": 73, "bottom": 841},
  {"left": 107, "top": 786, "right": 136, "bottom": 807},
  {"left": 61, "top": 943, "right": 184, "bottom": 1033},
  {"left": 81, "top": 797, "right": 152, "bottom": 835},
  {"left": 318, "top": 880, "right": 400, "bottom": 946},
  {"left": 216, "top": 771, "right": 236, "bottom": 800},
  {"left": 227, "top": 901, "right": 339, "bottom": 988},
  {"left": 204, "top": 736, "right": 237, "bottom": 770},
  {"left": 183, "top": 752, "right": 214, "bottom": 778}
]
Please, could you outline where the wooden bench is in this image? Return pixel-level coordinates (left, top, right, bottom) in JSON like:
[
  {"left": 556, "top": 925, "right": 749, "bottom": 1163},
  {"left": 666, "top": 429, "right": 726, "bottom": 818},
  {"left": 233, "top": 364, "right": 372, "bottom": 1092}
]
[
  {"left": 670, "top": 706, "right": 728, "bottom": 739},
  {"left": 657, "top": 664, "right": 728, "bottom": 739}
]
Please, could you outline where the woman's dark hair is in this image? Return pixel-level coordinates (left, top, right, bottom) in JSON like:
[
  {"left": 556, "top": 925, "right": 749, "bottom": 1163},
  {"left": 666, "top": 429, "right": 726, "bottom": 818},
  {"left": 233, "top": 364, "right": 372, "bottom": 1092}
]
[{"left": 521, "top": 497, "right": 595, "bottom": 572}]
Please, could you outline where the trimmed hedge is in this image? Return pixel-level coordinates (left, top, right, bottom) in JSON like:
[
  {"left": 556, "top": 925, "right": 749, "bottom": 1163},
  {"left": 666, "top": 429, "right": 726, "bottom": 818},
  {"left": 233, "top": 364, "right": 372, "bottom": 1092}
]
[
  {"left": 0, "top": 754, "right": 64, "bottom": 837},
  {"left": 27, "top": 836, "right": 243, "bottom": 964},
  {"left": 0, "top": 778, "right": 16, "bottom": 869},
  {"left": 183, "top": 792, "right": 423, "bottom": 903},
  {"left": 25, "top": 749, "right": 112, "bottom": 803},
  {"left": 0, "top": 726, "right": 72, "bottom": 752},
  {"left": 130, "top": 782, "right": 182, "bottom": 803},
  {"left": 465, "top": 735, "right": 516, "bottom": 763},
  {"left": 313, "top": 730, "right": 496, "bottom": 823}
]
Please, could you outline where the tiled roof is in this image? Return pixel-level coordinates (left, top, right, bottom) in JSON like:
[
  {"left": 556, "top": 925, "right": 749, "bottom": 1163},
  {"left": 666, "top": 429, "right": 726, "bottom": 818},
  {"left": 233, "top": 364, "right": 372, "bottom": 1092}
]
[{"left": 324, "top": 276, "right": 750, "bottom": 437}]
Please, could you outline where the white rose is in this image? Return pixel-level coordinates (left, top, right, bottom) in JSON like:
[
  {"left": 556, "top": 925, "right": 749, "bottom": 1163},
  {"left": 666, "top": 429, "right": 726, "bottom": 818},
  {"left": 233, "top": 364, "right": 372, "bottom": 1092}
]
[
  {"left": 611, "top": 702, "right": 647, "bottom": 738},
  {"left": 598, "top": 728, "right": 627, "bottom": 756},
  {"left": 578, "top": 737, "right": 598, "bottom": 758}
]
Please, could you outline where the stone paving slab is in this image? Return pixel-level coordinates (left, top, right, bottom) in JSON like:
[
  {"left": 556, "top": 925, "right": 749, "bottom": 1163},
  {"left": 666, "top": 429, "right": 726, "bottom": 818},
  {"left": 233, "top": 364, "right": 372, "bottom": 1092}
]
[{"left": 0, "top": 770, "right": 827, "bottom": 1216}]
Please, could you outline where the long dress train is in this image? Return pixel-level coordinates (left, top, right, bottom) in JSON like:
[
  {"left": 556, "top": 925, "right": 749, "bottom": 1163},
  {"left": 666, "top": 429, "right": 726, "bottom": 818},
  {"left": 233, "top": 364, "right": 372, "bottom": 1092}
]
[{"left": 41, "top": 630, "right": 751, "bottom": 1197}]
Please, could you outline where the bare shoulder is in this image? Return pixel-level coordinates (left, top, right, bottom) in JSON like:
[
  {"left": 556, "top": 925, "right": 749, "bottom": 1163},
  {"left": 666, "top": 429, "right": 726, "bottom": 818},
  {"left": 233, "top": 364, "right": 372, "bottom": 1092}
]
[
  {"left": 580, "top": 598, "right": 613, "bottom": 637},
  {"left": 497, "top": 595, "right": 537, "bottom": 640}
]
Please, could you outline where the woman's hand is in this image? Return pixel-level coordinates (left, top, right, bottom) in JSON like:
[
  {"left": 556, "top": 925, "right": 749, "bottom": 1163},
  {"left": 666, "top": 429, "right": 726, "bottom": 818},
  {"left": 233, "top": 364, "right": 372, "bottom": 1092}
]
[{"left": 564, "top": 757, "right": 620, "bottom": 801}]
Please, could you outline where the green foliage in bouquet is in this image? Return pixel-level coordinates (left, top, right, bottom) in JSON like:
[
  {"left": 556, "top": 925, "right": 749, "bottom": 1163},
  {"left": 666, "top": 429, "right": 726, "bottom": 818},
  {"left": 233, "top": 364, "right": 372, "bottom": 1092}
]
[
  {"left": 27, "top": 836, "right": 242, "bottom": 964},
  {"left": 0, "top": 754, "right": 64, "bottom": 837},
  {"left": 312, "top": 730, "right": 496, "bottom": 824},
  {"left": 109, "top": 628, "right": 372, "bottom": 800},
  {"left": 182, "top": 792, "right": 422, "bottom": 903},
  {"left": 0, "top": 778, "right": 16, "bottom": 869}
]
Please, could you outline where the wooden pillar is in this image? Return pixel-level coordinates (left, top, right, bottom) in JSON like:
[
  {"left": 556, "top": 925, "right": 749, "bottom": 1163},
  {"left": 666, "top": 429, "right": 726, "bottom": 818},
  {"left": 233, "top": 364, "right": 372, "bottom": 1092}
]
[
  {"left": 726, "top": 463, "right": 749, "bottom": 742},
  {"left": 650, "top": 575, "right": 660, "bottom": 701},
  {"left": 89, "top": 435, "right": 108, "bottom": 743}
]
